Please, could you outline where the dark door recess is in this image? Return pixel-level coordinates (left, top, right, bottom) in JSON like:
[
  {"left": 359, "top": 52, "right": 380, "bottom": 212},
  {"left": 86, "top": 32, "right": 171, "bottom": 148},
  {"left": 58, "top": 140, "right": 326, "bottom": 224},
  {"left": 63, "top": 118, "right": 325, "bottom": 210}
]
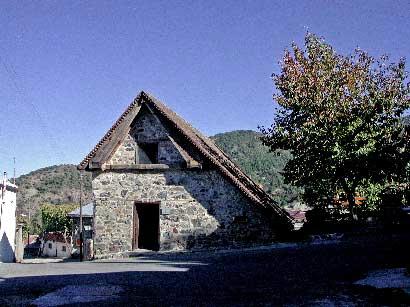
[{"left": 132, "top": 202, "right": 160, "bottom": 251}]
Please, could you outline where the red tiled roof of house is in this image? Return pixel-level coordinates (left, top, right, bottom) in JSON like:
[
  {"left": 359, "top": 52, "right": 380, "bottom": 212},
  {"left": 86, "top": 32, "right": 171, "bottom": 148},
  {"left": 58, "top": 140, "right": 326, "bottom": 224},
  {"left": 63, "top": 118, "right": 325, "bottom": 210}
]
[
  {"left": 43, "top": 232, "right": 70, "bottom": 243},
  {"left": 286, "top": 210, "right": 306, "bottom": 222}
]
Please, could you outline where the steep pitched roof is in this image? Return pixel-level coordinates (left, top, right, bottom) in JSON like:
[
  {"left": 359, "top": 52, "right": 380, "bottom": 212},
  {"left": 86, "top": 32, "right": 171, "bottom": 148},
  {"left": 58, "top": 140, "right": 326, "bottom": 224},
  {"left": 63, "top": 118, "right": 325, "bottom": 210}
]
[{"left": 78, "top": 91, "right": 293, "bottom": 226}]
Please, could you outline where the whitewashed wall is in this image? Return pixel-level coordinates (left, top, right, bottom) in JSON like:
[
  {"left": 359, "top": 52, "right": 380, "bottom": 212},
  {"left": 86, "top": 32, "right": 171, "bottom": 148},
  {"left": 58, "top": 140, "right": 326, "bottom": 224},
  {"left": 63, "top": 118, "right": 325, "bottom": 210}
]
[
  {"left": 0, "top": 182, "right": 17, "bottom": 263},
  {"left": 41, "top": 240, "right": 71, "bottom": 258}
]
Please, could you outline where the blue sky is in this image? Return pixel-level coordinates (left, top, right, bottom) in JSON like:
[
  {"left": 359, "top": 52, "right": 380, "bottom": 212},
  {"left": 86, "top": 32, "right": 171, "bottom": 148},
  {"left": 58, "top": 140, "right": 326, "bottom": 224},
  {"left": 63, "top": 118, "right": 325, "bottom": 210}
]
[{"left": 0, "top": 1, "right": 409, "bottom": 176}]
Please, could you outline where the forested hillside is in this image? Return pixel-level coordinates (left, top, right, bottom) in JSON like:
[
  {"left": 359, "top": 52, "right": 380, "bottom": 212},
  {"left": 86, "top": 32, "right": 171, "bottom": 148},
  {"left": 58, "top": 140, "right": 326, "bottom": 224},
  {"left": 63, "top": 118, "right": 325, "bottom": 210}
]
[
  {"left": 15, "top": 130, "right": 302, "bottom": 215},
  {"left": 15, "top": 164, "right": 93, "bottom": 216},
  {"left": 211, "top": 130, "right": 301, "bottom": 206}
]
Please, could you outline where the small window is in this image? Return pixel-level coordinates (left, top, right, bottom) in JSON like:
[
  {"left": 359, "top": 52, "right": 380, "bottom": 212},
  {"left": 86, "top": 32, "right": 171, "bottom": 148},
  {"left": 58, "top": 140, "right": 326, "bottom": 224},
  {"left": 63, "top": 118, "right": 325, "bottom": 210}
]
[
  {"left": 62, "top": 246, "right": 66, "bottom": 252},
  {"left": 48, "top": 243, "right": 52, "bottom": 249},
  {"left": 139, "top": 143, "right": 158, "bottom": 163}
]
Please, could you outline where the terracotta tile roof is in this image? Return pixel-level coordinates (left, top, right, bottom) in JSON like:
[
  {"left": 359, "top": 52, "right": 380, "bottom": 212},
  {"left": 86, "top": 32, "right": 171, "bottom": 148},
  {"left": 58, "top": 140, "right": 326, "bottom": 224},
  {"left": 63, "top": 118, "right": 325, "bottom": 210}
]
[
  {"left": 42, "top": 232, "right": 70, "bottom": 243},
  {"left": 78, "top": 92, "right": 143, "bottom": 170},
  {"left": 286, "top": 210, "right": 306, "bottom": 222},
  {"left": 24, "top": 234, "right": 40, "bottom": 245},
  {"left": 78, "top": 91, "right": 293, "bottom": 227}
]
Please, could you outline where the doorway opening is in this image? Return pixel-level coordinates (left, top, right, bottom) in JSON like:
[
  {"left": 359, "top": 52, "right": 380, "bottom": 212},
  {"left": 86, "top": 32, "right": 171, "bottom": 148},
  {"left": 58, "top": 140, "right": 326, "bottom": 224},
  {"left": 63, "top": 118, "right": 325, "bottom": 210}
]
[{"left": 132, "top": 202, "right": 160, "bottom": 251}]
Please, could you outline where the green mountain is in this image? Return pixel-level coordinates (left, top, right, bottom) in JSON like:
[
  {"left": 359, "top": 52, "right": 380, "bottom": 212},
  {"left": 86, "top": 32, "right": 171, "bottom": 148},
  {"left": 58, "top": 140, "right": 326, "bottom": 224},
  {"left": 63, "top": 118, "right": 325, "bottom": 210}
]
[
  {"left": 16, "top": 164, "right": 93, "bottom": 216},
  {"left": 15, "top": 130, "right": 301, "bottom": 215},
  {"left": 211, "top": 130, "right": 301, "bottom": 206}
]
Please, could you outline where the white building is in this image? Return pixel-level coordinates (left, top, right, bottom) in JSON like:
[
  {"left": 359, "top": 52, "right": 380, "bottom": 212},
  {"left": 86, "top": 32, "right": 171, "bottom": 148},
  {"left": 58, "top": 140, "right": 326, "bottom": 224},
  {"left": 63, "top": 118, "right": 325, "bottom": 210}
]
[
  {"left": 41, "top": 232, "right": 72, "bottom": 258},
  {"left": 0, "top": 172, "right": 18, "bottom": 263}
]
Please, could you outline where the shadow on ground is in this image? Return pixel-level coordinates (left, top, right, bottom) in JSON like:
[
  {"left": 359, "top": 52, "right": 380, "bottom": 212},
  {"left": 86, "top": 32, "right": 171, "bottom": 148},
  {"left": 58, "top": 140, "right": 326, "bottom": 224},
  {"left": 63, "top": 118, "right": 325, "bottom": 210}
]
[{"left": 1, "top": 232, "right": 410, "bottom": 306}]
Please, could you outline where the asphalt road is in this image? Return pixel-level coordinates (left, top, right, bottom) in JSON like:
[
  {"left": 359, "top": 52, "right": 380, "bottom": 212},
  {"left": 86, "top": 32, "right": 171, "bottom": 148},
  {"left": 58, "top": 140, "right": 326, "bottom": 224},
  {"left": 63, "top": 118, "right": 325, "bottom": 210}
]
[{"left": 1, "top": 233, "right": 410, "bottom": 306}]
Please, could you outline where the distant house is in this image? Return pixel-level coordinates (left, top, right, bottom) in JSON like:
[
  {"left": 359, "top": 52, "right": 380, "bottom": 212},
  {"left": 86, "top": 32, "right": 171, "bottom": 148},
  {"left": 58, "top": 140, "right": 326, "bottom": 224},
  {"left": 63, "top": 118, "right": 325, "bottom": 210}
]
[
  {"left": 0, "top": 172, "right": 18, "bottom": 263},
  {"left": 78, "top": 91, "right": 293, "bottom": 257},
  {"left": 67, "top": 203, "right": 94, "bottom": 257},
  {"left": 41, "top": 232, "right": 71, "bottom": 258},
  {"left": 286, "top": 210, "right": 307, "bottom": 230},
  {"left": 24, "top": 234, "right": 39, "bottom": 246},
  {"left": 24, "top": 235, "right": 41, "bottom": 257}
]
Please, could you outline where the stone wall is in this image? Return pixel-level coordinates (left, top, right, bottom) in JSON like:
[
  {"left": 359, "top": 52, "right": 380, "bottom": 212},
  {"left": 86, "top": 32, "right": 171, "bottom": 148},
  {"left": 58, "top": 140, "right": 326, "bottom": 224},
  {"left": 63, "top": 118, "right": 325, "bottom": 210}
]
[
  {"left": 91, "top": 102, "right": 279, "bottom": 257},
  {"left": 108, "top": 107, "right": 186, "bottom": 166},
  {"left": 92, "top": 169, "right": 276, "bottom": 257}
]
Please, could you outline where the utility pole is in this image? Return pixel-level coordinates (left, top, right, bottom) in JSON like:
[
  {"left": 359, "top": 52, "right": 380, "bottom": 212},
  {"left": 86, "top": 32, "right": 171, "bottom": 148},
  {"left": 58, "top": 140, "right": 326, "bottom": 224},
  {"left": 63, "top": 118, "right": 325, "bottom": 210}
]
[
  {"left": 13, "top": 157, "right": 16, "bottom": 185},
  {"left": 0, "top": 172, "right": 5, "bottom": 230},
  {"left": 79, "top": 171, "right": 83, "bottom": 262},
  {"left": 55, "top": 219, "right": 58, "bottom": 257},
  {"left": 27, "top": 199, "right": 31, "bottom": 246}
]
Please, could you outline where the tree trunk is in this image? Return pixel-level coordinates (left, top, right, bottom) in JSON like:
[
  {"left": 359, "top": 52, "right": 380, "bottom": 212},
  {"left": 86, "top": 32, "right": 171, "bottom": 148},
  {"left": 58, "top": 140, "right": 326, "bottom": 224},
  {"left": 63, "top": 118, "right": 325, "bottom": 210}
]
[
  {"left": 341, "top": 178, "right": 357, "bottom": 221},
  {"left": 346, "top": 191, "right": 357, "bottom": 221}
]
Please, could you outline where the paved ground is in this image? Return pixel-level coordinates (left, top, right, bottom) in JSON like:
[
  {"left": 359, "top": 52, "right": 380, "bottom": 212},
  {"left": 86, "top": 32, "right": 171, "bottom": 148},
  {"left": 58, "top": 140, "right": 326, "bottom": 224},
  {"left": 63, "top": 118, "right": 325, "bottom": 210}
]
[{"left": 1, "top": 233, "right": 410, "bottom": 306}]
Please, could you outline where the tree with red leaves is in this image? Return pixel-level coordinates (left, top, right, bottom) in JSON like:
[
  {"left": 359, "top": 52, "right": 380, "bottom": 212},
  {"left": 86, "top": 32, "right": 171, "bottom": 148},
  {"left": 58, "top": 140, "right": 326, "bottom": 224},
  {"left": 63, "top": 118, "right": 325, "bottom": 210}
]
[{"left": 261, "top": 33, "right": 410, "bottom": 217}]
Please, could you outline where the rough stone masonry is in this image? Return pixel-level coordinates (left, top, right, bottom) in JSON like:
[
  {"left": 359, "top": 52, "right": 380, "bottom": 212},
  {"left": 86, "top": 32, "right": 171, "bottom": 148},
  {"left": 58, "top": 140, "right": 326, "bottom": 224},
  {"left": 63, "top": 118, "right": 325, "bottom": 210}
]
[{"left": 79, "top": 91, "right": 292, "bottom": 258}]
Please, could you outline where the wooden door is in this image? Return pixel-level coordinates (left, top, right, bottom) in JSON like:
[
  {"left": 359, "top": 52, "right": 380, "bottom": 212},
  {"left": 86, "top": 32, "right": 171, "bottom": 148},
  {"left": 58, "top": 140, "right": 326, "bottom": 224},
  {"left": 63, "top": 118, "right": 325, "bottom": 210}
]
[{"left": 132, "top": 204, "right": 139, "bottom": 250}]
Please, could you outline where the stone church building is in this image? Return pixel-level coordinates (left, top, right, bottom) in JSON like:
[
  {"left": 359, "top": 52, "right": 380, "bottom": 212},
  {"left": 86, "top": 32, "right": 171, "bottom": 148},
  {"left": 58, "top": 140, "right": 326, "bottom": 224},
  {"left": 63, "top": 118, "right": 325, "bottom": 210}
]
[{"left": 79, "top": 91, "right": 293, "bottom": 257}]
